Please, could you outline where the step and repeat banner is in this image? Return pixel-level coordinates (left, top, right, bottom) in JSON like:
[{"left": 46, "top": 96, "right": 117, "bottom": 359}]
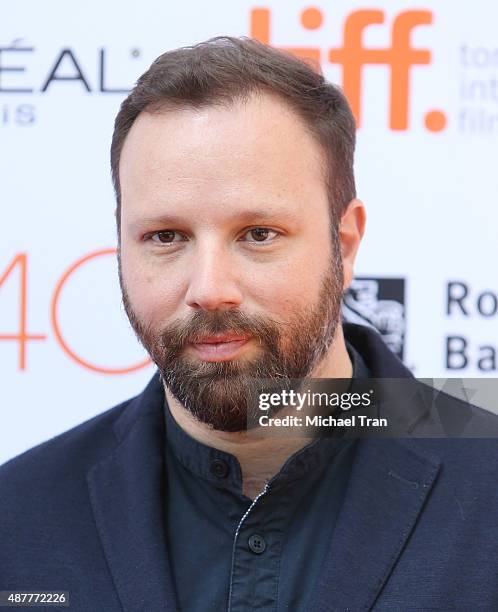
[{"left": 1, "top": 0, "right": 497, "bottom": 464}]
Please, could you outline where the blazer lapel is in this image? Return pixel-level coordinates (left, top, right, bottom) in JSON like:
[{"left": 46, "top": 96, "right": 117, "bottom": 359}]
[
  {"left": 86, "top": 374, "right": 179, "bottom": 612},
  {"left": 310, "top": 437, "right": 441, "bottom": 611}
]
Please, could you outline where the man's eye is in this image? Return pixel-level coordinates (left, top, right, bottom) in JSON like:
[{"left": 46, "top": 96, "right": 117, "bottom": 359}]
[
  {"left": 241, "top": 227, "right": 278, "bottom": 243},
  {"left": 150, "top": 230, "right": 186, "bottom": 244}
]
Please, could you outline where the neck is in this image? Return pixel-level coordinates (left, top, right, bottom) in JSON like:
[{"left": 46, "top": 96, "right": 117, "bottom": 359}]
[{"left": 164, "top": 325, "right": 353, "bottom": 500}]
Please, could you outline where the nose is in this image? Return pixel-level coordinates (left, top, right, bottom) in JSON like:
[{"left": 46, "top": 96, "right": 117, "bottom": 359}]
[{"left": 184, "top": 244, "right": 243, "bottom": 312}]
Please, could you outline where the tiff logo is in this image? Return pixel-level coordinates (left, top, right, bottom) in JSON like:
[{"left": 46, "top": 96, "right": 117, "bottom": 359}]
[{"left": 251, "top": 7, "right": 447, "bottom": 131}]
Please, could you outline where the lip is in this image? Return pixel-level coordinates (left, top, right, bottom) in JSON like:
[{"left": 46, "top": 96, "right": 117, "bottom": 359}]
[{"left": 189, "top": 335, "right": 252, "bottom": 361}]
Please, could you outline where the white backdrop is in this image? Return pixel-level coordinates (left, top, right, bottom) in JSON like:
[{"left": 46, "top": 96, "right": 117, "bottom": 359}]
[{"left": 1, "top": 0, "right": 497, "bottom": 464}]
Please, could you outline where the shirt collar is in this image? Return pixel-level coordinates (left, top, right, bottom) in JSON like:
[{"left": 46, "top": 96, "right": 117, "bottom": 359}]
[
  {"left": 164, "top": 339, "right": 369, "bottom": 492},
  {"left": 164, "top": 399, "right": 245, "bottom": 490}
]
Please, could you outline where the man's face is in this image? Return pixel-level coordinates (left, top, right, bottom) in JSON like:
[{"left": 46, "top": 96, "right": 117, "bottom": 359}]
[{"left": 118, "top": 93, "right": 345, "bottom": 431}]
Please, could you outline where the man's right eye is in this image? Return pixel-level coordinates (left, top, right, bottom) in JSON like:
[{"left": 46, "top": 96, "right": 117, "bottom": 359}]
[{"left": 149, "top": 230, "right": 186, "bottom": 244}]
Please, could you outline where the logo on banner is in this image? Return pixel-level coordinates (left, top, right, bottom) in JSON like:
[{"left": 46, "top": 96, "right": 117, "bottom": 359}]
[
  {"left": 251, "top": 7, "right": 447, "bottom": 132},
  {"left": 0, "top": 43, "right": 143, "bottom": 126},
  {"left": 445, "top": 281, "right": 497, "bottom": 372},
  {"left": 343, "top": 277, "right": 406, "bottom": 359}
]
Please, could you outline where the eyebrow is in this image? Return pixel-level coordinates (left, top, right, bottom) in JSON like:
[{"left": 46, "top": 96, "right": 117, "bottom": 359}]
[{"left": 129, "top": 209, "right": 300, "bottom": 229}]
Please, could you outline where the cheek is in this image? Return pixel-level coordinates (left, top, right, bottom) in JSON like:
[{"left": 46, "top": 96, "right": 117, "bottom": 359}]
[
  {"left": 244, "top": 256, "right": 326, "bottom": 320},
  {"left": 120, "top": 246, "right": 182, "bottom": 323}
]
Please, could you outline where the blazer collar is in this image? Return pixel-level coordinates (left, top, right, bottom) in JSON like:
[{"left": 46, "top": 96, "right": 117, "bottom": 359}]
[
  {"left": 313, "top": 324, "right": 443, "bottom": 608},
  {"left": 87, "top": 372, "right": 180, "bottom": 612},
  {"left": 343, "top": 322, "right": 411, "bottom": 378},
  {"left": 86, "top": 325, "right": 443, "bottom": 611},
  {"left": 309, "top": 436, "right": 441, "bottom": 610}
]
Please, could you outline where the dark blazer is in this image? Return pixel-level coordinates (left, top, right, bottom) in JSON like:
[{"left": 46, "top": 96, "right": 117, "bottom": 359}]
[{"left": 1, "top": 323, "right": 498, "bottom": 611}]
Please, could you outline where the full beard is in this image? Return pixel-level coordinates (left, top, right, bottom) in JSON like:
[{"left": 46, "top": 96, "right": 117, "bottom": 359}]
[{"left": 119, "top": 249, "right": 344, "bottom": 432}]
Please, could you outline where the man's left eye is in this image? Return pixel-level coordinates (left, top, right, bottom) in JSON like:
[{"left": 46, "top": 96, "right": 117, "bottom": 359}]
[{"left": 241, "top": 228, "right": 278, "bottom": 243}]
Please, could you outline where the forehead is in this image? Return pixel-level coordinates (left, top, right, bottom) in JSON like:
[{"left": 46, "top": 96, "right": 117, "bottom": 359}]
[{"left": 119, "top": 92, "right": 328, "bottom": 224}]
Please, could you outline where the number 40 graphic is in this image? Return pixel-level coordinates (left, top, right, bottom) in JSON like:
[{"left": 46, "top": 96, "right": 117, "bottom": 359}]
[{"left": 0, "top": 249, "right": 150, "bottom": 375}]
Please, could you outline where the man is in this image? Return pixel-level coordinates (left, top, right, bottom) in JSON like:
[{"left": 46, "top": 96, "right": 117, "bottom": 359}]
[{"left": 1, "top": 37, "right": 498, "bottom": 612}]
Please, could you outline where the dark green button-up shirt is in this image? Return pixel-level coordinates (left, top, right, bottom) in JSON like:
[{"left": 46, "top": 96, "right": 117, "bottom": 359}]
[{"left": 164, "top": 343, "right": 369, "bottom": 611}]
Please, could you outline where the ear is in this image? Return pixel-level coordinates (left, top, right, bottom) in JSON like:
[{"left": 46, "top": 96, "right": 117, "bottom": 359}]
[{"left": 339, "top": 198, "right": 366, "bottom": 291}]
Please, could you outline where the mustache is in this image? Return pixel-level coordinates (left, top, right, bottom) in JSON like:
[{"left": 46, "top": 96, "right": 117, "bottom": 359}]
[{"left": 158, "top": 309, "right": 282, "bottom": 351}]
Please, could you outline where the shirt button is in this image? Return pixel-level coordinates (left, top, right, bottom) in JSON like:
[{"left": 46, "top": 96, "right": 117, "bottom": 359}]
[
  {"left": 210, "top": 459, "right": 229, "bottom": 479},
  {"left": 248, "top": 534, "right": 266, "bottom": 554}
]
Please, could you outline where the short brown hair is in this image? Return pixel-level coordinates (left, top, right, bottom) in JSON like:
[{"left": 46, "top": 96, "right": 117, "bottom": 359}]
[{"left": 110, "top": 36, "right": 356, "bottom": 232}]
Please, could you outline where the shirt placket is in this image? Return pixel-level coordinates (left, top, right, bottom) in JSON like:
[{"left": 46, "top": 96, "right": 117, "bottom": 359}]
[{"left": 227, "top": 482, "right": 287, "bottom": 612}]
